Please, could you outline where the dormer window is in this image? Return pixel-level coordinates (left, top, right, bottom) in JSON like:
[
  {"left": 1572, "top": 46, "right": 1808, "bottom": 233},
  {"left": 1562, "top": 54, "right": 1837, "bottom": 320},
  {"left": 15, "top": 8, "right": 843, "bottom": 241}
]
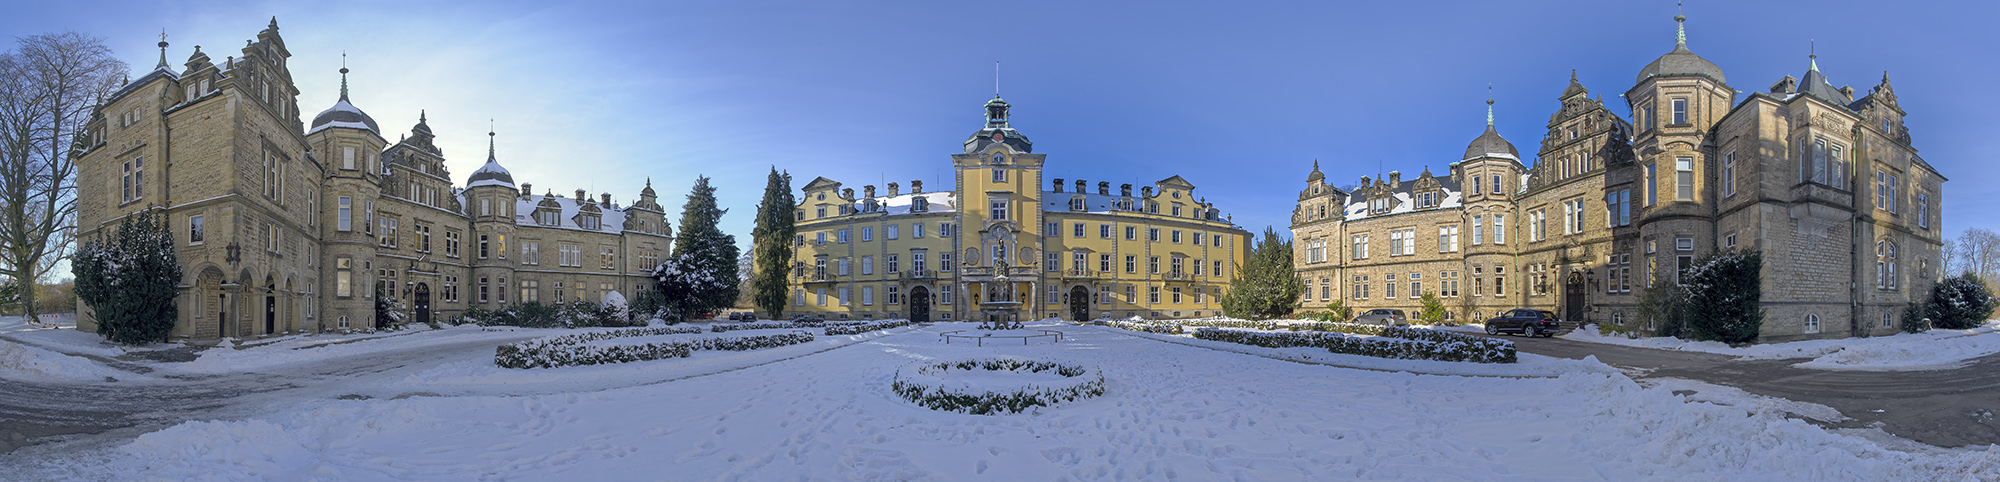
[
  {"left": 912, "top": 197, "right": 929, "bottom": 212},
  {"left": 991, "top": 153, "right": 1007, "bottom": 165},
  {"left": 1069, "top": 196, "right": 1086, "bottom": 212}
]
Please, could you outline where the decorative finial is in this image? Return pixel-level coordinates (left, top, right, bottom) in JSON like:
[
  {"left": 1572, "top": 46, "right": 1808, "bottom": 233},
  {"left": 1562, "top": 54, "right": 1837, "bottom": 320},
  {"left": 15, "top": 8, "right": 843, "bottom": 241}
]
[
  {"left": 487, "top": 119, "right": 496, "bottom": 160},
  {"left": 338, "top": 52, "right": 350, "bottom": 101},
  {"left": 157, "top": 29, "right": 169, "bottom": 69},
  {"left": 1486, "top": 85, "right": 1495, "bottom": 127},
  {"left": 1675, "top": 2, "right": 1687, "bottom": 48},
  {"left": 1882, "top": 70, "right": 1891, "bottom": 83},
  {"left": 994, "top": 61, "right": 1000, "bottom": 98},
  {"left": 419, "top": 109, "right": 426, "bottom": 123},
  {"left": 1312, "top": 158, "right": 1320, "bottom": 170},
  {"left": 1809, "top": 39, "right": 1819, "bottom": 71},
  {"left": 1570, "top": 69, "right": 1578, "bottom": 83}
]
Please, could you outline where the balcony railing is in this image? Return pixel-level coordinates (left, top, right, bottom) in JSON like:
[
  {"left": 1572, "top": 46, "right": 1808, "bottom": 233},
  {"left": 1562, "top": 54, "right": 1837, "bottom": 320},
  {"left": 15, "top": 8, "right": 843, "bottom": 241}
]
[{"left": 1064, "top": 269, "right": 1099, "bottom": 279}]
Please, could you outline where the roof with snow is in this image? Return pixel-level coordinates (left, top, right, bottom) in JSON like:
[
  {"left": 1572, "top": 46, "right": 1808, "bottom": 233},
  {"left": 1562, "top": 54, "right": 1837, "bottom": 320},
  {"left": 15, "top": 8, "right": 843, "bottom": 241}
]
[
  {"left": 307, "top": 98, "right": 381, "bottom": 135},
  {"left": 513, "top": 193, "right": 646, "bottom": 235},
  {"left": 1463, "top": 125, "right": 1519, "bottom": 161},
  {"left": 851, "top": 191, "right": 957, "bottom": 215},
  {"left": 1343, "top": 175, "right": 1463, "bottom": 221},
  {"left": 467, "top": 159, "right": 515, "bottom": 189}
]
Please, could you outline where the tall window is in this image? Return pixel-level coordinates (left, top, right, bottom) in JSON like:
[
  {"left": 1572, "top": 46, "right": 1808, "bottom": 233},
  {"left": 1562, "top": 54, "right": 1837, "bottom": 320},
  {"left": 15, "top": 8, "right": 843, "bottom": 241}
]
[
  {"left": 1492, "top": 214, "right": 1505, "bottom": 244},
  {"left": 1877, "top": 241, "right": 1898, "bottom": 290},
  {"left": 990, "top": 200, "right": 1008, "bottom": 220},
  {"left": 1676, "top": 157, "right": 1694, "bottom": 201},
  {"left": 1438, "top": 226, "right": 1458, "bottom": 253},
  {"left": 1918, "top": 194, "right": 1930, "bottom": 229},
  {"left": 188, "top": 215, "right": 205, "bottom": 244},
  {"left": 1644, "top": 163, "right": 1657, "bottom": 206},
  {"left": 1491, "top": 175, "right": 1501, "bottom": 195},
  {"left": 1471, "top": 216, "right": 1483, "bottom": 245},
  {"left": 1351, "top": 234, "right": 1369, "bottom": 259},
  {"left": 1722, "top": 153, "right": 1736, "bottom": 197},
  {"left": 337, "top": 196, "right": 352, "bottom": 231},
  {"left": 1671, "top": 98, "right": 1687, "bottom": 125},
  {"left": 1877, "top": 171, "right": 1899, "bottom": 213}
]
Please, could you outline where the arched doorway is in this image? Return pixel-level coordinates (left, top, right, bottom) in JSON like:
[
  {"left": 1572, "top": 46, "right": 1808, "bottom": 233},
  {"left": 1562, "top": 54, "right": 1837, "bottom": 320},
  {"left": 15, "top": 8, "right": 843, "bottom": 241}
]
[
  {"left": 1564, "top": 271, "right": 1586, "bottom": 322},
  {"left": 908, "top": 286, "right": 931, "bottom": 322},
  {"left": 413, "top": 283, "right": 432, "bottom": 325},
  {"left": 1068, "top": 286, "right": 1091, "bottom": 321}
]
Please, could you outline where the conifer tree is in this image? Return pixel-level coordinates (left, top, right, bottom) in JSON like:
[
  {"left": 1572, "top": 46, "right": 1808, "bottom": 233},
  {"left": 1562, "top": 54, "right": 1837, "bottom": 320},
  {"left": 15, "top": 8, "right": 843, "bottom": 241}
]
[
  {"left": 1927, "top": 273, "right": 1996, "bottom": 330},
  {"left": 1685, "top": 249, "right": 1763, "bottom": 344},
  {"left": 661, "top": 176, "right": 739, "bottom": 319},
  {"left": 72, "top": 209, "right": 179, "bottom": 345},
  {"left": 1417, "top": 291, "right": 1448, "bottom": 325},
  {"left": 1221, "top": 227, "right": 1304, "bottom": 320},
  {"left": 750, "top": 168, "right": 796, "bottom": 318}
]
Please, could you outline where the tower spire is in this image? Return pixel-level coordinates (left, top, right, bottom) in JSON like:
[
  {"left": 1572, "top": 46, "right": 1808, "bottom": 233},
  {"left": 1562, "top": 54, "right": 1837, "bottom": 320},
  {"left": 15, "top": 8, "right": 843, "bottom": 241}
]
[
  {"left": 1675, "top": 3, "right": 1686, "bottom": 48},
  {"left": 487, "top": 119, "right": 496, "bottom": 161},
  {"left": 1809, "top": 39, "right": 1819, "bottom": 72},
  {"left": 156, "top": 29, "right": 169, "bottom": 69},
  {"left": 1485, "top": 85, "right": 1495, "bottom": 127},
  {"left": 994, "top": 61, "right": 1000, "bottom": 98},
  {"left": 338, "top": 52, "right": 350, "bottom": 101}
]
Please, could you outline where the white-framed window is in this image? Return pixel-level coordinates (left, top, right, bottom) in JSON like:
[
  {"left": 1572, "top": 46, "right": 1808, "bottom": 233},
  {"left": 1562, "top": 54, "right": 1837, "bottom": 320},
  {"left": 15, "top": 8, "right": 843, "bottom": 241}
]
[
  {"left": 1877, "top": 171, "right": 1899, "bottom": 213},
  {"left": 1722, "top": 152, "right": 1736, "bottom": 197},
  {"left": 816, "top": 287, "right": 827, "bottom": 306},
  {"left": 1148, "top": 228, "right": 1160, "bottom": 242},
  {"left": 992, "top": 167, "right": 1007, "bottom": 183},
  {"left": 1883, "top": 312, "right": 1894, "bottom": 329},
  {"left": 1100, "top": 223, "right": 1113, "bottom": 238},
  {"left": 1671, "top": 98, "right": 1687, "bottom": 125},
  {"left": 1676, "top": 237, "right": 1694, "bottom": 251},
  {"left": 1351, "top": 234, "right": 1369, "bottom": 259},
  {"left": 990, "top": 200, "right": 1008, "bottom": 220},
  {"left": 941, "top": 285, "right": 953, "bottom": 305},
  {"left": 1049, "top": 285, "right": 1061, "bottom": 305},
  {"left": 188, "top": 215, "right": 204, "bottom": 244},
  {"left": 1492, "top": 214, "right": 1505, "bottom": 244},
  {"left": 1471, "top": 216, "right": 1483, "bottom": 245},
  {"left": 1438, "top": 226, "right": 1458, "bottom": 253},
  {"left": 837, "top": 229, "right": 850, "bottom": 244},
  {"left": 1676, "top": 158, "right": 1694, "bottom": 201},
  {"left": 862, "top": 287, "right": 874, "bottom": 305},
  {"left": 861, "top": 256, "right": 874, "bottom": 275},
  {"left": 795, "top": 289, "right": 805, "bottom": 306},
  {"left": 861, "top": 226, "right": 873, "bottom": 242},
  {"left": 1645, "top": 163, "right": 1657, "bottom": 206},
  {"left": 1804, "top": 313, "right": 1821, "bottom": 334},
  {"left": 887, "top": 286, "right": 900, "bottom": 305}
]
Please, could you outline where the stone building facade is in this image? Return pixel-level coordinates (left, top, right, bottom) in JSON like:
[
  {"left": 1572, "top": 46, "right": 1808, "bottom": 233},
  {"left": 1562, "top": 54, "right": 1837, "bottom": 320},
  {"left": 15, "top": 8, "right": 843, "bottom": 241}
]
[
  {"left": 786, "top": 96, "right": 1251, "bottom": 322},
  {"left": 1292, "top": 15, "right": 1946, "bottom": 342},
  {"left": 74, "top": 20, "right": 674, "bottom": 339}
]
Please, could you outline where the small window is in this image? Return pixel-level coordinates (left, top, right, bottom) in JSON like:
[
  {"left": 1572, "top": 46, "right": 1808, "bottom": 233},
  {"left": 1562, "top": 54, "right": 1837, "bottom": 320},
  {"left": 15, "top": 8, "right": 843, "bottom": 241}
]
[
  {"left": 1804, "top": 313, "right": 1822, "bottom": 334},
  {"left": 1675, "top": 237, "right": 1693, "bottom": 251}
]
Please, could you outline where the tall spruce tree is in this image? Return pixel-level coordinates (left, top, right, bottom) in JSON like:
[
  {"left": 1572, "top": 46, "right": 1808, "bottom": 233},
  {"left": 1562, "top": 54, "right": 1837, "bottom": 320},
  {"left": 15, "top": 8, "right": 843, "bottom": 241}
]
[
  {"left": 750, "top": 168, "right": 796, "bottom": 318},
  {"left": 1221, "top": 227, "right": 1304, "bottom": 320},
  {"left": 663, "top": 176, "right": 739, "bottom": 319},
  {"left": 72, "top": 209, "right": 179, "bottom": 345}
]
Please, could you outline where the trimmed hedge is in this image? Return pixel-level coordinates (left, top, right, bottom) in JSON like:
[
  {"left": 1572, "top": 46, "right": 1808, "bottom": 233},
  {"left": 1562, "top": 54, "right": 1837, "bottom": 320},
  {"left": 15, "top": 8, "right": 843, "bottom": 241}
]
[
  {"left": 712, "top": 321, "right": 823, "bottom": 332},
  {"left": 1193, "top": 327, "right": 1516, "bottom": 364},
  {"left": 1086, "top": 319, "right": 1185, "bottom": 334},
  {"left": 891, "top": 358, "right": 1105, "bottom": 415},
  {"left": 495, "top": 327, "right": 813, "bottom": 369},
  {"left": 826, "top": 320, "right": 914, "bottom": 335}
]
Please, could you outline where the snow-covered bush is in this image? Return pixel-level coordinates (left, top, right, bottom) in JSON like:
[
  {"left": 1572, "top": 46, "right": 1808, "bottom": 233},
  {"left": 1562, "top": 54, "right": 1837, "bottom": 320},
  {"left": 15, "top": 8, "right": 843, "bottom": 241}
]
[
  {"left": 600, "top": 291, "right": 630, "bottom": 324},
  {"left": 1193, "top": 327, "right": 1517, "bottom": 363},
  {"left": 1928, "top": 273, "right": 1997, "bottom": 330},
  {"left": 1085, "top": 319, "right": 1184, "bottom": 334},
  {"left": 463, "top": 301, "right": 612, "bottom": 329},
  {"left": 1172, "top": 317, "right": 1281, "bottom": 330},
  {"left": 1901, "top": 301, "right": 1931, "bottom": 333},
  {"left": 891, "top": 358, "right": 1105, "bottom": 415},
  {"left": 494, "top": 326, "right": 812, "bottom": 369},
  {"left": 825, "top": 320, "right": 912, "bottom": 335},
  {"left": 711, "top": 321, "right": 822, "bottom": 332}
]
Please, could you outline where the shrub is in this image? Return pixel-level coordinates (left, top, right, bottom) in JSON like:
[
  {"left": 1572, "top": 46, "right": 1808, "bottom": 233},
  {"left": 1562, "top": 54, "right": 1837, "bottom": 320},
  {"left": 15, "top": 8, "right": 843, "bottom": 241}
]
[
  {"left": 1901, "top": 301, "right": 1931, "bottom": 333},
  {"left": 890, "top": 358, "right": 1105, "bottom": 415},
  {"left": 494, "top": 326, "right": 810, "bottom": 369},
  {"left": 1683, "top": 250, "right": 1763, "bottom": 344},
  {"left": 1928, "top": 273, "right": 1997, "bottom": 330},
  {"left": 1193, "top": 327, "right": 1516, "bottom": 364},
  {"left": 1085, "top": 319, "right": 1184, "bottom": 334},
  {"left": 825, "top": 320, "right": 912, "bottom": 335},
  {"left": 712, "top": 321, "right": 822, "bottom": 332}
]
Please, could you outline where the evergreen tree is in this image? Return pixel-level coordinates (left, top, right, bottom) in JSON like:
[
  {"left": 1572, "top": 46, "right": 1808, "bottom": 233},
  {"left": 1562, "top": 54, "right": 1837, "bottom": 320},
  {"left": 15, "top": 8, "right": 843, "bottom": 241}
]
[
  {"left": 1221, "top": 227, "right": 1304, "bottom": 320},
  {"left": 72, "top": 209, "right": 179, "bottom": 345},
  {"left": 1684, "top": 250, "right": 1763, "bottom": 344},
  {"left": 662, "top": 176, "right": 739, "bottom": 319},
  {"left": 1927, "top": 273, "right": 1997, "bottom": 330},
  {"left": 1417, "top": 291, "right": 1448, "bottom": 325},
  {"left": 750, "top": 168, "right": 796, "bottom": 318}
]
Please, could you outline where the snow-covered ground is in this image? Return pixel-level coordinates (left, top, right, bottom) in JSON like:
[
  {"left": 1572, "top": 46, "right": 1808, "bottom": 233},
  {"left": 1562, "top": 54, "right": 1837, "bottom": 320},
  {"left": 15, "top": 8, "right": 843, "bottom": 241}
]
[
  {"left": 1559, "top": 321, "right": 2000, "bottom": 371},
  {"left": 14, "top": 320, "right": 1997, "bottom": 481},
  {"left": 0, "top": 339, "right": 131, "bottom": 383}
]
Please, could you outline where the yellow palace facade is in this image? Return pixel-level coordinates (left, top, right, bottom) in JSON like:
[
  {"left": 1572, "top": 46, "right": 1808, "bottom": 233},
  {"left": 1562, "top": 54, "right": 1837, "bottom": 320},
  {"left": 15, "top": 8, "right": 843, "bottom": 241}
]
[{"left": 784, "top": 96, "right": 1250, "bottom": 322}]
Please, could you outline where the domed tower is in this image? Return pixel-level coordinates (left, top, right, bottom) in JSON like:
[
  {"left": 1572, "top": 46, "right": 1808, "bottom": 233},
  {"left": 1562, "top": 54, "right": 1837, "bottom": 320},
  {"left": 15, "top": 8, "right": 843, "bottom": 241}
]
[
  {"left": 1626, "top": 11, "right": 1734, "bottom": 284},
  {"left": 951, "top": 94, "right": 1046, "bottom": 323},
  {"left": 466, "top": 128, "right": 521, "bottom": 306},
  {"left": 1454, "top": 97, "right": 1524, "bottom": 312},
  {"left": 307, "top": 62, "right": 388, "bottom": 330}
]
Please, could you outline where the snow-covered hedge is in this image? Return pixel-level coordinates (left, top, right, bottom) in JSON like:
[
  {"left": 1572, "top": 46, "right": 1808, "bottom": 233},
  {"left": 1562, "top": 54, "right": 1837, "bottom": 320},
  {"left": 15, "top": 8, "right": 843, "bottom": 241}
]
[
  {"left": 711, "top": 321, "right": 823, "bottom": 332},
  {"left": 494, "top": 327, "right": 813, "bottom": 369},
  {"left": 891, "top": 358, "right": 1106, "bottom": 415},
  {"left": 1193, "top": 327, "right": 1517, "bottom": 364},
  {"left": 1172, "top": 317, "right": 1282, "bottom": 330},
  {"left": 825, "top": 320, "right": 913, "bottom": 335},
  {"left": 1086, "top": 319, "right": 1184, "bottom": 334}
]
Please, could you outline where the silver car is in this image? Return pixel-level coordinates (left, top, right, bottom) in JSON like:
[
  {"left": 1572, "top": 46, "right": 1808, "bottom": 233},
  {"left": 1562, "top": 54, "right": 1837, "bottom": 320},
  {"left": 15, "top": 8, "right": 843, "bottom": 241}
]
[{"left": 1352, "top": 309, "right": 1410, "bottom": 326}]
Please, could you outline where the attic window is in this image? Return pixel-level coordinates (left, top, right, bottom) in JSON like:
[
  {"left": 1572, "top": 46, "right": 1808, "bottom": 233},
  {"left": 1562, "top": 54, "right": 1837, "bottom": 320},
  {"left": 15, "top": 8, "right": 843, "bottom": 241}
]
[
  {"left": 912, "top": 197, "right": 929, "bottom": 212},
  {"left": 577, "top": 214, "right": 602, "bottom": 230},
  {"left": 1069, "top": 196, "right": 1086, "bottom": 211}
]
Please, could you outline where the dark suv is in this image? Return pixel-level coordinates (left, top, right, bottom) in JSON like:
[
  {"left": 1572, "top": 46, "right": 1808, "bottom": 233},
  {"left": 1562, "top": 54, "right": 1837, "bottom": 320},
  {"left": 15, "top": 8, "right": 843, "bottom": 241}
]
[{"left": 1485, "top": 309, "right": 1560, "bottom": 337}]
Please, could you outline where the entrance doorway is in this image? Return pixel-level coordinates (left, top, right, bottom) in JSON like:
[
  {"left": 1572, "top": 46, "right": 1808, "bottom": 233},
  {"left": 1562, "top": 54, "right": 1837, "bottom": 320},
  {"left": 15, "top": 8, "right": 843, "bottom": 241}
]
[
  {"left": 1564, "top": 271, "right": 1586, "bottom": 322},
  {"left": 414, "top": 283, "right": 432, "bottom": 325},
  {"left": 1068, "top": 286, "right": 1090, "bottom": 321},
  {"left": 909, "top": 286, "right": 931, "bottom": 322},
  {"left": 264, "top": 295, "right": 276, "bottom": 335}
]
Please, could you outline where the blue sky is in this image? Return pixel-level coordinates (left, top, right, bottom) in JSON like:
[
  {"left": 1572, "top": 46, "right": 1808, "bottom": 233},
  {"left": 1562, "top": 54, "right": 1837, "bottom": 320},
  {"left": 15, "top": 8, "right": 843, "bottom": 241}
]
[{"left": 7, "top": 0, "right": 1996, "bottom": 250}]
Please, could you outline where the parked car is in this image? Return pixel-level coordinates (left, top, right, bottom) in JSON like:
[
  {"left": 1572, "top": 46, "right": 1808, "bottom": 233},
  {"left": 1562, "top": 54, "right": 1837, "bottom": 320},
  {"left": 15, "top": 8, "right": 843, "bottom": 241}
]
[
  {"left": 1351, "top": 309, "right": 1409, "bottom": 326},
  {"left": 1485, "top": 309, "right": 1560, "bottom": 337},
  {"left": 726, "top": 312, "right": 749, "bottom": 321}
]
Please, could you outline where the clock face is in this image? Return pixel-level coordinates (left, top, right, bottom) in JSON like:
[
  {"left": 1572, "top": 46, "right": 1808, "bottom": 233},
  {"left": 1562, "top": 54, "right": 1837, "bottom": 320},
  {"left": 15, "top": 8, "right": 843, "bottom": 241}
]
[{"left": 992, "top": 132, "right": 1003, "bottom": 141}]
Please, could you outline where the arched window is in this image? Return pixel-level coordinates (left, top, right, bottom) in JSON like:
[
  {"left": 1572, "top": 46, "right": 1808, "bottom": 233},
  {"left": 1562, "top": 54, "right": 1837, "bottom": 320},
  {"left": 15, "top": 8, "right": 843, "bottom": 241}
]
[
  {"left": 1611, "top": 311, "right": 1623, "bottom": 326},
  {"left": 1804, "top": 313, "right": 1822, "bottom": 334}
]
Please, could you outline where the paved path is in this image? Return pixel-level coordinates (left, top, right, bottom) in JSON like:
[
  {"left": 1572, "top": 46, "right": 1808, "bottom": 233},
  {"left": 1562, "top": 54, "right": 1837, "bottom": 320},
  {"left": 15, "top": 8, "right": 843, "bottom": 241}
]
[{"left": 1481, "top": 332, "right": 2000, "bottom": 447}]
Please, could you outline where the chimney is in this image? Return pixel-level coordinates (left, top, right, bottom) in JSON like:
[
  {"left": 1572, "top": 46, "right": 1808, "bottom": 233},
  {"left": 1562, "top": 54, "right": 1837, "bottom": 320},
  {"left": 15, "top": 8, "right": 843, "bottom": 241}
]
[
  {"left": 911, "top": 180, "right": 923, "bottom": 194},
  {"left": 1098, "top": 181, "right": 1110, "bottom": 195},
  {"left": 1389, "top": 171, "right": 1402, "bottom": 186},
  {"left": 842, "top": 188, "right": 854, "bottom": 199},
  {"left": 1360, "top": 176, "right": 1371, "bottom": 187},
  {"left": 521, "top": 183, "right": 532, "bottom": 196},
  {"left": 1075, "top": 179, "right": 1087, "bottom": 193},
  {"left": 1838, "top": 86, "right": 1855, "bottom": 101},
  {"left": 887, "top": 182, "right": 900, "bottom": 196},
  {"left": 1120, "top": 184, "right": 1132, "bottom": 197},
  {"left": 1052, "top": 178, "right": 1064, "bottom": 193},
  {"left": 863, "top": 185, "right": 876, "bottom": 198},
  {"left": 575, "top": 189, "right": 586, "bottom": 200},
  {"left": 601, "top": 193, "right": 612, "bottom": 206},
  {"left": 1141, "top": 186, "right": 1153, "bottom": 198}
]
